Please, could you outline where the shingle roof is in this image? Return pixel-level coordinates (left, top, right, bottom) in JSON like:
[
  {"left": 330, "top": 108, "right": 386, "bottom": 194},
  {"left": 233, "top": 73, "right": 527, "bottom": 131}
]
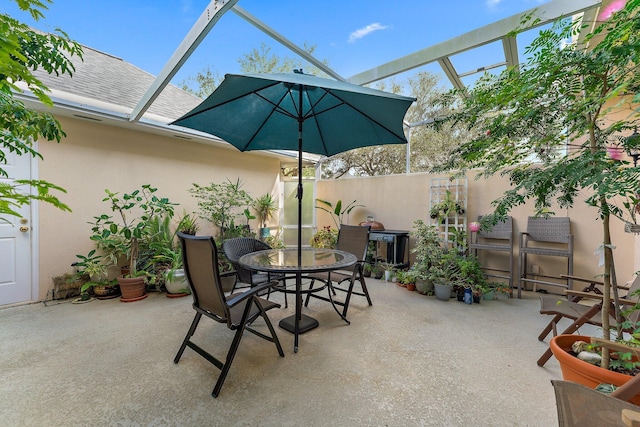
[{"left": 33, "top": 44, "right": 202, "bottom": 121}]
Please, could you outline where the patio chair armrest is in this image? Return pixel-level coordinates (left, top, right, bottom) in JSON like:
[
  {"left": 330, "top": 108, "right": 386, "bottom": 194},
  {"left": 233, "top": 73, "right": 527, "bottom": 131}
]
[
  {"left": 225, "top": 280, "right": 280, "bottom": 308},
  {"left": 561, "top": 275, "right": 604, "bottom": 287},
  {"left": 564, "top": 290, "right": 604, "bottom": 301},
  {"left": 619, "top": 297, "right": 639, "bottom": 306}
]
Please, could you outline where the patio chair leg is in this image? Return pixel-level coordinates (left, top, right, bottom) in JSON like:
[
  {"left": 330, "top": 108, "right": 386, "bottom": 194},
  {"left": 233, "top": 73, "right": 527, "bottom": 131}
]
[
  {"left": 174, "top": 312, "right": 202, "bottom": 364},
  {"left": 255, "top": 298, "right": 284, "bottom": 357},
  {"left": 539, "top": 315, "right": 562, "bottom": 341},
  {"left": 212, "top": 300, "right": 253, "bottom": 398},
  {"left": 537, "top": 305, "right": 600, "bottom": 367}
]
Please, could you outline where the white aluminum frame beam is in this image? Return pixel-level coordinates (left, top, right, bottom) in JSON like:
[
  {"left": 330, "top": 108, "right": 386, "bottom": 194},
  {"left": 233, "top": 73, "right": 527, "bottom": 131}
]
[
  {"left": 130, "top": 0, "right": 238, "bottom": 122},
  {"left": 131, "top": 1, "right": 344, "bottom": 123},
  {"left": 347, "top": 0, "right": 601, "bottom": 86},
  {"left": 231, "top": 6, "right": 345, "bottom": 81}
]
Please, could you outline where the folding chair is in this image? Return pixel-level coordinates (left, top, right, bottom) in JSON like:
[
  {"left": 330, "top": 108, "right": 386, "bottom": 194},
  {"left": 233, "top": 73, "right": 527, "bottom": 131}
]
[
  {"left": 304, "top": 225, "right": 372, "bottom": 323},
  {"left": 174, "top": 232, "right": 284, "bottom": 397},
  {"left": 537, "top": 275, "right": 640, "bottom": 367}
]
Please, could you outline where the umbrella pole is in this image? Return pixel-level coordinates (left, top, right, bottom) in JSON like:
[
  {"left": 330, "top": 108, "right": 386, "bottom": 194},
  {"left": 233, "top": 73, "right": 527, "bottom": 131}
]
[{"left": 295, "top": 87, "right": 303, "bottom": 353}]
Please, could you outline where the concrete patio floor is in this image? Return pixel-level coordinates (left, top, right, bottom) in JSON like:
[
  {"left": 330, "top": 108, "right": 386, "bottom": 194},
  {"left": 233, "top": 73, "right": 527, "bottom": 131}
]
[{"left": 0, "top": 279, "right": 576, "bottom": 426}]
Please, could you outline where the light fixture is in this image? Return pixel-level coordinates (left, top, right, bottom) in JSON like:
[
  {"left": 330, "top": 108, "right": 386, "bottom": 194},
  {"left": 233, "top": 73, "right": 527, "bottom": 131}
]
[{"left": 626, "top": 126, "right": 640, "bottom": 167}]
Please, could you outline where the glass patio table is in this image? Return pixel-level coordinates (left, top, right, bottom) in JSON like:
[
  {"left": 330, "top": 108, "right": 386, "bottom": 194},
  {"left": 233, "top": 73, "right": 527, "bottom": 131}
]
[{"left": 239, "top": 247, "right": 357, "bottom": 352}]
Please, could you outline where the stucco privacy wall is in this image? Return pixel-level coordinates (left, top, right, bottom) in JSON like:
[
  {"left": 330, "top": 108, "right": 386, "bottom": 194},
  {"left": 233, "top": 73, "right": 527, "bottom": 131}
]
[
  {"left": 316, "top": 171, "right": 637, "bottom": 290},
  {"left": 36, "top": 116, "right": 281, "bottom": 301}
]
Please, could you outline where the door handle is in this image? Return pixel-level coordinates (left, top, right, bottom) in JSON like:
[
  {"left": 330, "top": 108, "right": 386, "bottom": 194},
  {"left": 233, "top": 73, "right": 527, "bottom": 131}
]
[{"left": 20, "top": 226, "right": 29, "bottom": 232}]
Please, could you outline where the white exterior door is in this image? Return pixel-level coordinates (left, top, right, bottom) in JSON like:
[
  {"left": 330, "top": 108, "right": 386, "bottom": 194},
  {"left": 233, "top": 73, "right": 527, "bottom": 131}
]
[{"left": 0, "top": 149, "right": 33, "bottom": 305}]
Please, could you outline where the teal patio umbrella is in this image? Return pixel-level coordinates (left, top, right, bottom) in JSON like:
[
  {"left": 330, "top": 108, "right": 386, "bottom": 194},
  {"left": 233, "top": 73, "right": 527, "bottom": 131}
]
[
  {"left": 171, "top": 71, "right": 414, "bottom": 348},
  {"left": 171, "top": 70, "right": 414, "bottom": 253}
]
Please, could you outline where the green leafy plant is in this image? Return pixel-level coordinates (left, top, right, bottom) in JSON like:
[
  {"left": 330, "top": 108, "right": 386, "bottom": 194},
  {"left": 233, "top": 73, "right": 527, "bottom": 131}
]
[
  {"left": 253, "top": 193, "right": 278, "bottom": 228},
  {"left": 432, "top": 0, "right": 640, "bottom": 366},
  {"left": 73, "top": 250, "right": 107, "bottom": 280},
  {"left": 176, "top": 211, "right": 199, "bottom": 235},
  {"left": 190, "top": 178, "right": 254, "bottom": 241},
  {"left": 410, "top": 219, "right": 444, "bottom": 281},
  {"left": 429, "top": 190, "right": 465, "bottom": 222},
  {"left": 309, "top": 225, "right": 338, "bottom": 248},
  {"left": 427, "top": 251, "right": 462, "bottom": 287},
  {"left": 315, "top": 199, "right": 364, "bottom": 229},
  {"left": 263, "top": 228, "right": 286, "bottom": 249},
  {"left": 0, "top": 1, "right": 83, "bottom": 222},
  {"left": 89, "top": 185, "right": 176, "bottom": 277}
]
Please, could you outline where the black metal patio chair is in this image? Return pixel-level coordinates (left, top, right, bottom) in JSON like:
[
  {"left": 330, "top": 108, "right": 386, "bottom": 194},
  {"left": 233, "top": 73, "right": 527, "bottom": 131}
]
[
  {"left": 222, "top": 237, "right": 288, "bottom": 307},
  {"left": 174, "top": 232, "right": 284, "bottom": 398},
  {"left": 304, "top": 225, "right": 372, "bottom": 323}
]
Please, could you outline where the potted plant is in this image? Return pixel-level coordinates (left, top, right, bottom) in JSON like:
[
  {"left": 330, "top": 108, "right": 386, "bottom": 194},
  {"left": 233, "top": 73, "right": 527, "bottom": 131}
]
[
  {"left": 378, "top": 262, "right": 396, "bottom": 282},
  {"left": 362, "top": 263, "right": 372, "bottom": 278},
  {"left": 73, "top": 250, "right": 120, "bottom": 299},
  {"left": 396, "top": 270, "right": 417, "bottom": 291},
  {"left": 263, "top": 228, "right": 286, "bottom": 249},
  {"left": 429, "top": 190, "right": 465, "bottom": 223},
  {"left": 176, "top": 211, "right": 199, "bottom": 236},
  {"left": 373, "top": 262, "right": 384, "bottom": 280},
  {"left": 411, "top": 219, "right": 443, "bottom": 294},
  {"left": 253, "top": 193, "right": 278, "bottom": 239},
  {"left": 309, "top": 225, "right": 339, "bottom": 248},
  {"left": 428, "top": 251, "right": 461, "bottom": 301},
  {"left": 394, "top": 270, "right": 407, "bottom": 288},
  {"left": 550, "top": 334, "right": 640, "bottom": 405},
  {"left": 89, "top": 184, "right": 176, "bottom": 301},
  {"left": 156, "top": 247, "right": 190, "bottom": 296},
  {"left": 190, "top": 178, "right": 254, "bottom": 242},
  {"left": 432, "top": 0, "right": 640, "bottom": 366}
]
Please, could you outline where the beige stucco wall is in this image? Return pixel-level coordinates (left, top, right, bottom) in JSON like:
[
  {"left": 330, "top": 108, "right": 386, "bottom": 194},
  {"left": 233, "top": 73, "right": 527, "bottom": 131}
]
[
  {"left": 317, "top": 171, "right": 637, "bottom": 289},
  {"left": 34, "top": 120, "right": 638, "bottom": 300},
  {"left": 36, "top": 116, "right": 282, "bottom": 300}
]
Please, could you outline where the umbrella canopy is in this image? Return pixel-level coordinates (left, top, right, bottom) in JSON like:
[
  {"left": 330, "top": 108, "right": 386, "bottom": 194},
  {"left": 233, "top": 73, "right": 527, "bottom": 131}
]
[
  {"left": 172, "top": 71, "right": 414, "bottom": 257},
  {"left": 171, "top": 71, "right": 415, "bottom": 157}
]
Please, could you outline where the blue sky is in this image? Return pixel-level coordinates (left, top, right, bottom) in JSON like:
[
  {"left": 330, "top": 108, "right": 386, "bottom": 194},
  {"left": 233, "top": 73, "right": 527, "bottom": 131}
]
[{"left": 2, "top": 0, "right": 553, "bottom": 90}]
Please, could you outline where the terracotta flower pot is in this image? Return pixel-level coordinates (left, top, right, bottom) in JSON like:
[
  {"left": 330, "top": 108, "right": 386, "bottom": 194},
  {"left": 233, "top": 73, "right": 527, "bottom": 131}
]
[
  {"left": 550, "top": 334, "right": 640, "bottom": 405},
  {"left": 117, "top": 277, "right": 147, "bottom": 302},
  {"left": 406, "top": 283, "right": 416, "bottom": 291}
]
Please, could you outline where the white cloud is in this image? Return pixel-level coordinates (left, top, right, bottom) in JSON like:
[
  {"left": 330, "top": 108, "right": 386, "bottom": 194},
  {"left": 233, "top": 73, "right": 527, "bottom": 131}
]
[
  {"left": 347, "top": 23, "right": 390, "bottom": 43},
  {"left": 486, "top": 0, "right": 502, "bottom": 8}
]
